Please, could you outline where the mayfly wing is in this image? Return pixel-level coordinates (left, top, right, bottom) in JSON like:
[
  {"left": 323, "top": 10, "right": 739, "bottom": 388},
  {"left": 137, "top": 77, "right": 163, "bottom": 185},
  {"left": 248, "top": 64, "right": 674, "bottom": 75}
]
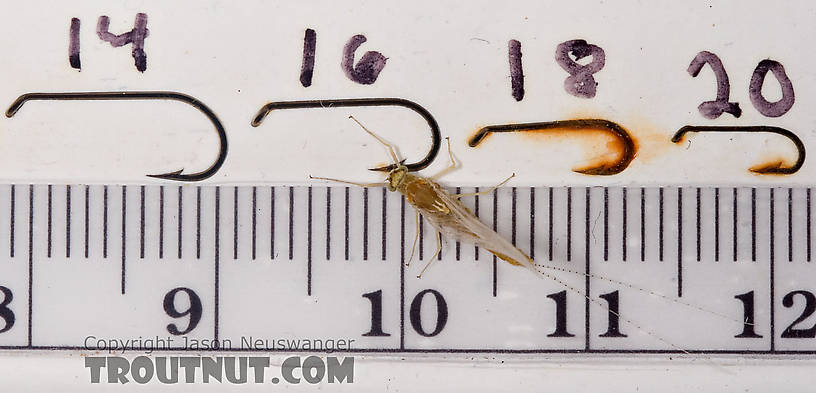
[
  {"left": 421, "top": 181, "right": 540, "bottom": 274},
  {"left": 424, "top": 182, "right": 746, "bottom": 345}
]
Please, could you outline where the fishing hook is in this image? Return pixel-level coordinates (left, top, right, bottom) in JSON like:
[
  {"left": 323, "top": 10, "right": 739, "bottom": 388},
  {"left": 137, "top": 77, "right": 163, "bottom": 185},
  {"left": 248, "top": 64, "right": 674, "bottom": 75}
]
[
  {"left": 671, "top": 125, "right": 805, "bottom": 174},
  {"left": 468, "top": 119, "right": 636, "bottom": 175},
  {"left": 251, "top": 98, "right": 441, "bottom": 172},
  {"left": 6, "top": 91, "right": 228, "bottom": 181}
]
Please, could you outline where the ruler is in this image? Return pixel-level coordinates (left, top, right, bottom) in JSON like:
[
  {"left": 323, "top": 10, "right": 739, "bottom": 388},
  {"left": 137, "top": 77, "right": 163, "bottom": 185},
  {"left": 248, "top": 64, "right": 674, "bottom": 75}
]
[{"left": 0, "top": 184, "right": 813, "bottom": 354}]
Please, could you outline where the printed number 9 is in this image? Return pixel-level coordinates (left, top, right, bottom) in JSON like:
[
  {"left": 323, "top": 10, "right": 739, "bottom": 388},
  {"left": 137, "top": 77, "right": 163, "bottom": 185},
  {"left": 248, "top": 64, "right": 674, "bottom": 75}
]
[{"left": 163, "top": 287, "right": 202, "bottom": 335}]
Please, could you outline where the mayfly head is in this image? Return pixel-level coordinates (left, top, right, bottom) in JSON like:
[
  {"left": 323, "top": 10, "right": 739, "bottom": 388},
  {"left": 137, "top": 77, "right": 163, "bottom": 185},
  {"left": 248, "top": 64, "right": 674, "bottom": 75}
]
[{"left": 386, "top": 164, "right": 409, "bottom": 192}]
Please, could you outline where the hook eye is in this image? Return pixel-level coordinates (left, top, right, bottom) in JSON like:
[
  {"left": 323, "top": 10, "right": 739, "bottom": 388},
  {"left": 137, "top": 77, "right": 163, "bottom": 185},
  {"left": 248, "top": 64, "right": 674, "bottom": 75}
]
[
  {"left": 468, "top": 119, "right": 636, "bottom": 175},
  {"left": 6, "top": 91, "right": 228, "bottom": 181},
  {"left": 671, "top": 125, "right": 805, "bottom": 174},
  {"left": 251, "top": 98, "right": 441, "bottom": 172}
]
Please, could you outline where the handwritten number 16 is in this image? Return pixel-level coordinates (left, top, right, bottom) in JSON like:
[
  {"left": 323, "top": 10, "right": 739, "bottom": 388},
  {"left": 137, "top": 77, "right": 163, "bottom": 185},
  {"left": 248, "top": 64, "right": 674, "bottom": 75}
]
[{"left": 689, "top": 51, "right": 795, "bottom": 118}]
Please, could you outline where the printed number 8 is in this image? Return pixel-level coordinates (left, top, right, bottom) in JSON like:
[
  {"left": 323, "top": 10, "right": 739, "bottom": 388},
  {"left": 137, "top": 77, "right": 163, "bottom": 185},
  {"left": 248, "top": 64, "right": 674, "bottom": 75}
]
[{"left": 0, "top": 286, "right": 14, "bottom": 334}]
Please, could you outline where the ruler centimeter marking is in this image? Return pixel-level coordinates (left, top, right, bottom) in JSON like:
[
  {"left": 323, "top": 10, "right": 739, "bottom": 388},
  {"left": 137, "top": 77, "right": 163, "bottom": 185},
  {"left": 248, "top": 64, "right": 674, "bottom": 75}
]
[{"left": 0, "top": 184, "right": 814, "bottom": 353}]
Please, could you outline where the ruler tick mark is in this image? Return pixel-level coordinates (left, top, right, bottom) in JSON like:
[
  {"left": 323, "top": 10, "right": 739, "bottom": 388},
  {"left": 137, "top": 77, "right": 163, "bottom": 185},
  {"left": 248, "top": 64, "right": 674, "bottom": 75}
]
[
  {"left": 103, "top": 186, "right": 108, "bottom": 259},
  {"left": 234, "top": 187, "right": 239, "bottom": 260},
  {"left": 512, "top": 187, "right": 517, "bottom": 247},
  {"left": 788, "top": 187, "right": 793, "bottom": 262},
  {"left": 456, "top": 187, "right": 461, "bottom": 261},
  {"left": 159, "top": 186, "right": 164, "bottom": 259},
  {"left": 27, "top": 185, "right": 33, "bottom": 347},
  {"left": 770, "top": 188, "right": 776, "bottom": 351},
  {"left": 474, "top": 187, "right": 480, "bottom": 260},
  {"left": 10, "top": 185, "right": 15, "bottom": 259},
  {"left": 808, "top": 188, "right": 812, "bottom": 262},
  {"left": 252, "top": 186, "right": 257, "bottom": 261},
  {"left": 215, "top": 187, "right": 221, "bottom": 344},
  {"left": 140, "top": 186, "right": 145, "bottom": 259},
  {"left": 696, "top": 188, "right": 701, "bottom": 262},
  {"left": 382, "top": 188, "right": 387, "bottom": 261},
  {"left": 289, "top": 186, "right": 294, "bottom": 260},
  {"left": 677, "top": 187, "right": 683, "bottom": 298},
  {"left": 47, "top": 185, "right": 52, "bottom": 258},
  {"left": 640, "top": 187, "right": 645, "bottom": 262},
  {"left": 121, "top": 186, "right": 127, "bottom": 295},
  {"left": 177, "top": 186, "right": 183, "bottom": 259},
  {"left": 549, "top": 187, "right": 553, "bottom": 261},
  {"left": 307, "top": 186, "right": 312, "bottom": 295},
  {"left": 492, "top": 188, "right": 498, "bottom": 297},
  {"left": 419, "top": 213, "right": 424, "bottom": 260},
  {"left": 752, "top": 188, "right": 757, "bottom": 262},
  {"left": 585, "top": 187, "right": 591, "bottom": 350},
  {"left": 530, "top": 187, "right": 535, "bottom": 260},
  {"left": 85, "top": 185, "right": 90, "bottom": 259},
  {"left": 271, "top": 186, "right": 276, "bottom": 260},
  {"left": 197, "top": 187, "right": 202, "bottom": 260},
  {"left": 344, "top": 187, "right": 349, "bottom": 261},
  {"left": 363, "top": 188, "right": 368, "bottom": 261},
  {"left": 66, "top": 185, "right": 71, "bottom": 258},
  {"left": 567, "top": 187, "right": 572, "bottom": 262},
  {"left": 326, "top": 187, "right": 331, "bottom": 261},
  {"left": 733, "top": 187, "right": 738, "bottom": 262},
  {"left": 715, "top": 187, "right": 720, "bottom": 262},
  {"left": 622, "top": 187, "right": 627, "bottom": 262},
  {"left": 604, "top": 187, "right": 609, "bottom": 261},
  {"left": 659, "top": 187, "right": 664, "bottom": 262},
  {"left": 400, "top": 195, "right": 405, "bottom": 350}
]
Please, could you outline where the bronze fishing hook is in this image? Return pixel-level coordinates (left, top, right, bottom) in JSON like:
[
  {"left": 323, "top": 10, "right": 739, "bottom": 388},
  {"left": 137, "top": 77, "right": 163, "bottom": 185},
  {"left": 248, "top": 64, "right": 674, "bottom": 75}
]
[
  {"left": 671, "top": 125, "right": 805, "bottom": 174},
  {"left": 468, "top": 119, "right": 636, "bottom": 175}
]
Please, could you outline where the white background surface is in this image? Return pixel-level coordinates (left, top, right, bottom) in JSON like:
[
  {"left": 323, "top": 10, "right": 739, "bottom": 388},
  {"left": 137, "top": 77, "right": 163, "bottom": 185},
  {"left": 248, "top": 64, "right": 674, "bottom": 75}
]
[{"left": 1, "top": 0, "right": 816, "bottom": 391}]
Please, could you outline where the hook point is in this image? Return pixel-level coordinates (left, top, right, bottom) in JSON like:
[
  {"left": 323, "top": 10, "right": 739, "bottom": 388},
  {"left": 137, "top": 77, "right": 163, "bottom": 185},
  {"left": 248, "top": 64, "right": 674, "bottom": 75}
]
[{"left": 147, "top": 169, "right": 185, "bottom": 180}]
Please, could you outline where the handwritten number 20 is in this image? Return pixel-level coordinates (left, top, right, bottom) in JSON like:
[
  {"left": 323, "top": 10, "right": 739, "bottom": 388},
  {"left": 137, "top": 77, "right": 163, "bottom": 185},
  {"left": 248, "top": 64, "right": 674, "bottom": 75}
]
[{"left": 689, "top": 51, "right": 794, "bottom": 118}]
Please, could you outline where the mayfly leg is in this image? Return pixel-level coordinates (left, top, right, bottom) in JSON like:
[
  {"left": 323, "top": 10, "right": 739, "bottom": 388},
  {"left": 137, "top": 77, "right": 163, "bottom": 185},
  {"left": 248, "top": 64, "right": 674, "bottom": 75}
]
[
  {"left": 349, "top": 115, "right": 401, "bottom": 166},
  {"left": 454, "top": 173, "right": 516, "bottom": 199},
  {"left": 430, "top": 137, "right": 457, "bottom": 180},
  {"left": 407, "top": 211, "right": 421, "bottom": 266},
  {"left": 308, "top": 176, "right": 387, "bottom": 188},
  {"left": 418, "top": 232, "right": 442, "bottom": 278}
]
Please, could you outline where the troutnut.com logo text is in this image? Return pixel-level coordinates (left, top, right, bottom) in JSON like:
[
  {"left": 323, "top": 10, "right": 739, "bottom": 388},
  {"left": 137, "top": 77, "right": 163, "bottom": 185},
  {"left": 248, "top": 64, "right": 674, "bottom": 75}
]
[{"left": 85, "top": 356, "right": 354, "bottom": 384}]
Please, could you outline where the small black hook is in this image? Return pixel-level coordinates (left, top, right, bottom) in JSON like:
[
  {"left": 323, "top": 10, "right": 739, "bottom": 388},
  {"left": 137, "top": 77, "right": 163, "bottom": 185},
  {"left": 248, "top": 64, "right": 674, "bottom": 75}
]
[
  {"left": 671, "top": 125, "right": 805, "bottom": 174},
  {"left": 6, "top": 91, "right": 227, "bottom": 181},
  {"left": 468, "top": 119, "right": 636, "bottom": 175},
  {"left": 251, "top": 98, "right": 441, "bottom": 172}
]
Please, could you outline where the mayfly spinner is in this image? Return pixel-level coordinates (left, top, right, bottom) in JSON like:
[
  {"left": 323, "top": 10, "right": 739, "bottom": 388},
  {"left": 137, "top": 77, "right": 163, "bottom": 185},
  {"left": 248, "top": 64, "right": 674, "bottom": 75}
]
[
  {"left": 310, "top": 116, "right": 538, "bottom": 278},
  {"left": 309, "top": 117, "right": 750, "bottom": 349}
]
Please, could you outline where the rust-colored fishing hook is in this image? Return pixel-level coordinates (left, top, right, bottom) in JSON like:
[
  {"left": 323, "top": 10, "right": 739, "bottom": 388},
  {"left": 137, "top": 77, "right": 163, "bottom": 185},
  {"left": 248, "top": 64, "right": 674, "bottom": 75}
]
[
  {"left": 671, "top": 125, "right": 805, "bottom": 174},
  {"left": 468, "top": 119, "right": 636, "bottom": 175},
  {"left": 6, "top": 91, "right": 228, "bottom": 181},
  {"left": 251, "top": 98, "right": 441, "bottom": 172}
]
